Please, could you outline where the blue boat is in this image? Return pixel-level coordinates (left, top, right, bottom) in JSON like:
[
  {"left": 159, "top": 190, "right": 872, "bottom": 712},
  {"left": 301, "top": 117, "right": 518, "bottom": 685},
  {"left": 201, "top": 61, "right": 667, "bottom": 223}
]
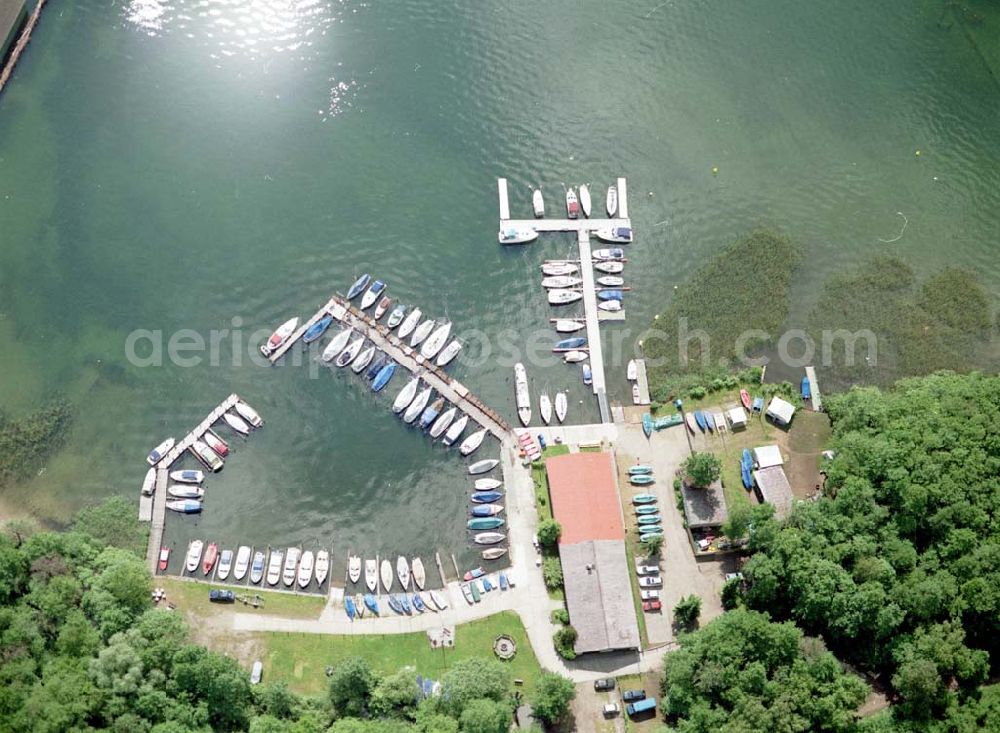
[
  {"left": 705, "top": 412, "right": 716, "bottom": 432},
  {"left": 366, "top": 355, "right": 387, "bottom": 380},
  {"left": 166, "top": 499, "right": 202, "bottom": 514},
  {"left": 398, "top": 594, "right": 412, "bottom": 614},
  {"left": 302, "top": 315, "right": 333, "bottom": 344},
  {"left": 642, "top": 413, "right": 653, "bottom": 438},
  {"left": 741, "top": 448, "right": 754, "bottom": 489},
  {"left": 752, "top": 396, "right": 764, "bottom": 413},
  {"left": 499, "top": 573, "right": 509, "bottom": 591},
  {"left": 345, "top": 595, "right": 356, "bottom": 620},
  {"left": 482, "top": 577, "right": 493, "bottom": 592},
  {"left": 635, "top": 505, "right": 659, "bottom": 515},
  {"left": 371, "top": 362, "right": 396, "bottom": 392},
  {"left": 347, "top": 273, "right": 371, "bottom": 300},
  {"left": 637, "top": 514, "right": 662, "bottom": 525},
  {"left": 470, "top": 504, "right": 503, "bottom": 517},
  {"left": 555, "top": 337, "right": 586, "bottom": 349},
  {"left": 387, "top": 595, "right": 404, "bottom": 614},
  {"left": 801, "top": 376, "right": 811, "bottom": 400},
  {"left": 639, "top": 525, "right": 664, "bottom": 534},
  {"left": 411, "top": 593, "right": 426, "bottom": 613},
  {"left": 364, "top": 593, "right": 380, "bottom": 615},
  {"left": 471, "top": 491, "right": 503, "bottom": 504},
  {"left": 597, "top": 289, "right": 623, "bottom": 301},
  {"left": 419, "top": 398, "right": 444, "bottom": 430},
  {"left": 640, "top": 531, "right": 664, "bottom": 542},
  {"left": 694, "top": 410, "right": 707, "bottom": 431},
  {"left": 582, "top": 364, "right": 592, "bottom": 385}
]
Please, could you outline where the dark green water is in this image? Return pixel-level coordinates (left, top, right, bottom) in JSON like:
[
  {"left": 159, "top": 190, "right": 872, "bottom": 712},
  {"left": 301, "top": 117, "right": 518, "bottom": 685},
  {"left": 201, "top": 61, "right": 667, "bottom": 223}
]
[{"left": 1, "top": 0, "right": 998, "bottom": 568}]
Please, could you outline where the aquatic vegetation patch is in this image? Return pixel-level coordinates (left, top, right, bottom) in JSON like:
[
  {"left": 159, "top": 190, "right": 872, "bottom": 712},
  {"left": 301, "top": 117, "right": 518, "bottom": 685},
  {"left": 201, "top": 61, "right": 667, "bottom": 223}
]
[{"left": 0, "top": 399, "right": 73, "bottom": 486}]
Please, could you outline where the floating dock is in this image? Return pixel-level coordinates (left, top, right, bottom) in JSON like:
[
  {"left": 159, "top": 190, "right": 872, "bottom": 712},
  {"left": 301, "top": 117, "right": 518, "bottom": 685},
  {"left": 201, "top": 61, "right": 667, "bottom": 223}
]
[
  {"left": 804, "top": 366, "right": 822, "bottom": 412},
  {"left": 634, "top": 358, "right": 650, "bottom": 405},
  {"left": 576, "top": 229, "right": 610, "bottom": 423}
]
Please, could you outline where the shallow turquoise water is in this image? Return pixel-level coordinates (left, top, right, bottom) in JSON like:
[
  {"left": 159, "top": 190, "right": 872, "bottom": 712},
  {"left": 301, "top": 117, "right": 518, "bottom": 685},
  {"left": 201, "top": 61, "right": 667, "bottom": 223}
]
[{"left": 0, "top": 0, "right": 997, "bottom": 573}]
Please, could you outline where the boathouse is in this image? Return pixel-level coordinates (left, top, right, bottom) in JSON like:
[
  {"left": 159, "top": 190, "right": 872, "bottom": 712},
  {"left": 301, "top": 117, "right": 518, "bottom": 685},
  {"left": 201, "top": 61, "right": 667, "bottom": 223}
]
[
  {"left": 765, "top": 396, "right": 796, "bottom": 426},
  {"left": 545, "top": 452, "right": 640, "bottom": 656},
  {"left": 753, "top": 465, "right": 794, "bottom": 519}
]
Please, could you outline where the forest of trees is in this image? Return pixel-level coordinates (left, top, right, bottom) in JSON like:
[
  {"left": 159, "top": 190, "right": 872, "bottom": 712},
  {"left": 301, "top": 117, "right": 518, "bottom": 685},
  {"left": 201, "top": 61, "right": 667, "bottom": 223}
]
[
  {"left": 660, "top": 372, "right": 999, "bottom": 732},
  {"left": 0, "top": 501, "right": 572, "bottom": 732}
]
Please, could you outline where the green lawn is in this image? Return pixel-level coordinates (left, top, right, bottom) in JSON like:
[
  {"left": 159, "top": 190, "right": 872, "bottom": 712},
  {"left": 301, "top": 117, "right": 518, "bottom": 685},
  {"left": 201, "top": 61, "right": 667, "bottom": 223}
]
[
  {"left": 533, "top": 446, "right": 570, "bottom": 601},
  {"left": 252, "top": 611, "right": 542, "bottom": 695},
  {"left": 616, "top": 672, "right": 663, "bottom": 731},
  {"left": 160, "top": 577, "right": 326, "bottom": 620}
]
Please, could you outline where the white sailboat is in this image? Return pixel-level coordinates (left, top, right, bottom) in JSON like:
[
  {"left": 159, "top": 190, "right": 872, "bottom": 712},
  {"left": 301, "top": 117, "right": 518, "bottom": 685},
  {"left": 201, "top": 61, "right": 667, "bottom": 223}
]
[
  {"left": 410, "top": 319, "right": 436, "bottom": 348},
  {"left": 541, "top": 275, "right": 583, "bottom": 289},
  {"left": 429, "top": 407, "right": 457, "bottom": 439},
  {"left": 554, "top": 319, "right": 585, "bottom": 333},
  {"left": 403, "top": 386, "right": 433, "bottom": 424},
  {"left": 322, "top": 328, "right": 353, "bottom": 361},
  {"left": 436, "top": 339, "right": 463, "bottom": 367},
  {"left": 392, "top": 377, "right": 420, "bottom": 413},
  {"left": 420, "top": 321, "right": 452, "bottom": 359},
  {"left": 459, "top": 427, "right": 487, "bottom": 456},
  {"left": 515, "top": 363, "right": 531, "bottom": 426},
  {"left": 396, "top": 308, "right": 422, "bottom": 340},
  {"left": 364, "top": 559, "right": 378, "bottom": 592},
  {"left": 348, "top": 555, "right": 362, "bottom": 584},
  {"left": 627, "top": 359, "right": 638, "bottom": 381},
  {"left": 539, "top": 393, "right": 552, "bottom": 425},
  {"left": 579, "top": 184, "right": 592, "bottom": 217},
  {"left": 548, "top": 289, "right": 583, "bottom": 305},
  {"left": 555, "top": 392, "right": 568, "bottom": 423},
  {"left": 443, "top": 414, "right": 469, "bottom": 446},
  {"left": 541, "top": 261, "right": 578, "bottom": 276},
  {"left": 606, "top": 184, "right": 618, "bottom": 217}
]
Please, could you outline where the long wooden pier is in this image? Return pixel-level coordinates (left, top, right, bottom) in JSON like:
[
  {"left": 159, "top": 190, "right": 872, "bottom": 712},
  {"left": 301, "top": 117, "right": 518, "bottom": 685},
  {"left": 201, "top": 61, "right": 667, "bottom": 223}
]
[
  {"left": 804, "top": 366, "right": 822, "bottom": 412},
  {"left": 576, "top": 229, "right": 611, "bottom": 423},
  {"left": 634, "top": 358, "right": 651, "bottom": 405}
]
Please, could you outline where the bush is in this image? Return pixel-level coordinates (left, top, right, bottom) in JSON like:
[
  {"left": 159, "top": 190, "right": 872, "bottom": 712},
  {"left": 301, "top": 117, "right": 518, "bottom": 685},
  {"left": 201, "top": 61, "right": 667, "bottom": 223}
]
[
  {"left": 688, "top": 386, "right": 706, "bottom": 399},
  {"left": 683, "top": 452, "right": 721, "bottom": 487},
  {"left": 542, "top": 558, "right": 563, "bottom": 590},
  {"left": 550, "top": 608, "right": 570, "bottom": 625},
  {"left": 721, "top": 579, "right": 742, "bottom": 610},
  {"left": 536, "top": 519, "right": 561, "bottom": 551},
  {"left": 553, "top": 626, "right": 577, "bottom": 660},
  {"left": 642, "top": 534, "right": 664, "bottom": 555},
  {"left": 674, "top": 595, "right": 702, "bottom": 629}
]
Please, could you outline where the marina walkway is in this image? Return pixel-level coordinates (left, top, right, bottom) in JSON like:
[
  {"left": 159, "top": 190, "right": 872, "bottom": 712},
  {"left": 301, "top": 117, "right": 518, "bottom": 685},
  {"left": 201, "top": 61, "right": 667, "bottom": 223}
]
[
  {"left": 634, "top": 358, "right": 651, "bottom": 405},
  {"left": 577, "top": 229, "right": 611, "bottom": 423},
  {"left": 805, "top": 365, "right": 822, "bottom": 411}
]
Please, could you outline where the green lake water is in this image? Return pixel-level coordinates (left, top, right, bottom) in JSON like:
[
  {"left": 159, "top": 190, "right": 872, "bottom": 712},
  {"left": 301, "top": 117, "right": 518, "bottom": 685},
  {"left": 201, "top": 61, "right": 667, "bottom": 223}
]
[{"left": 0, "top": 0, "right": 997, "bottom": 574}]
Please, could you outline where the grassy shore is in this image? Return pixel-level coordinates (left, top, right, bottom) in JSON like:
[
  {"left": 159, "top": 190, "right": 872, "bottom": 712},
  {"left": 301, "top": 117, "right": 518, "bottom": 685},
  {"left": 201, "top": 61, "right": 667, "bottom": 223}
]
[
  {"left": 160, "top": 577, "right": 327, "bottom": 620},
  {"left": 250, "top": 611, "right": 541, "bottom": 695}
]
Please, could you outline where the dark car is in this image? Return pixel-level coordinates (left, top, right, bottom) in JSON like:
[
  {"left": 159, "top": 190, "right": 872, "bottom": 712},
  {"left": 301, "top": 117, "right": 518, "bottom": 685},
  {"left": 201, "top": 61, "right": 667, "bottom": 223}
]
[
  {"left": 209, "top": 589, "right": 236, "bottom": 603},
  {"left": 594, "top": 678, "right": 616, "bottom": 692},
  {"left": 622, "top": 689, "right": 646, "bottom": 703}
]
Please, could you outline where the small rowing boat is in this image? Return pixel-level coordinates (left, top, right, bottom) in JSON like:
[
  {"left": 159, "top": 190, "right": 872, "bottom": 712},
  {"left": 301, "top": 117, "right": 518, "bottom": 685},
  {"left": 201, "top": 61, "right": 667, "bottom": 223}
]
[
  {"left": 419, "top": 397, "right": 445, "bottom": 430},
  {"left": 396, "top": 307, "right": 422, "bottom": 340},
  {"left": 555, "top": 336, "right": 586, "bottom": 349},
  {"left": 393, "top": 377, "right": 420, "bottom": 413},
  {"left": 801, "top": 375, "right": 811, "bottom": 400},
  {"left": 474, "top": 478, "right": 502, "bottom": 491},
  {"left": 694, "top": 410, "right": 707, "bottom": 431},
  {"left": 705, "top": 412, "right": 716, "bottom": 432},
  {"left": 346, "top": 273, "right": 371, "bottom": 300},
  {"left": 468, "top": 458, "right": 499, "bottom": 475},
  {"left": 532, "top": 188, "right": 544, "bottom": 217},
  {"left": 482, "top": 547, "right": 508, "bottom": 561},
  {"left": 579, "top": 184, "right": 592, "bottom": 217},
  {"left": 470, "top": 504, "right": 504, "bottom": 517},
  {"left": 147, "top": 438, "right": 175, "bottom": 466},
  {"left": 202, "top": 543, "right": 218, "bottom": 575},
  {"left": 366, "top": 355, "right": 387, "bottom": 381},
  {"left": 460, "top": 428, "right": 487, "bottom": 456},
  {"left": 467, "top": 517, "right": 504, "bottom": 530},
  {"left": 597, "top": 289, "right": 623, "bottom": 302},
  {"left": 471, "top": 490, "right": 503, "bottom": 503},
  {"left": 345, "top": 595, "right": 356, "bottom": 620},
  {"left": 473, "top": 532, "right": 506, "bottom": 545},
  {"left": 630, "top": 474, "right": 655, "bottom": 486},
  {"left": 686, "top": 412, "right": 698, "bottom": 434},
  {"left": 373, "top": 296, "right": 392, "bottom": 320},
  {"left": 555, "top": 392, "right": 568, "bottom": 423},
  {"left": 548, "top": 289, "right": 582, "bottom": 305},
  {"left": 740, "top": 389, "right": 752, "bottom": 411},
  {"left": 554, "top": 319, "right": 585, "bottom": 333},
  {"left": 498, "top": 227, "right": 538, "bottom": 245},
  {"left": 436, "top": 339, "right": 463, "bottom": 367},
  {"left": 364, "top": 593, "right": 380, "bottom": 614},
  {"left": 606, "top": 185, "right": 618, "bottom": 216},
  {"left": 302, "top": 315, "right": 333, "bottom": 344},
  {"left": 632, "top": 493, "right": 656, "bottom": 504},
  {"left": 629, "top": 465, "right": 653, "bottom": 475},
  {"left": 542, "top": 261, "right": 577, "bottom": 276},
  {"left": 565, "top": 188, "right": 579, "bottom": 219}
]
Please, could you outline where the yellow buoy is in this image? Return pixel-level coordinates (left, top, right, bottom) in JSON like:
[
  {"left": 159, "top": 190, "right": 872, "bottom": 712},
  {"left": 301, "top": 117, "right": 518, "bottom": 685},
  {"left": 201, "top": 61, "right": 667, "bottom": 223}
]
[
  {"left": 712, "top": 166, "right": 719, "bottom": 175},
  {"left": 915, "top": 150, "right": 921, "bottom": 156}
]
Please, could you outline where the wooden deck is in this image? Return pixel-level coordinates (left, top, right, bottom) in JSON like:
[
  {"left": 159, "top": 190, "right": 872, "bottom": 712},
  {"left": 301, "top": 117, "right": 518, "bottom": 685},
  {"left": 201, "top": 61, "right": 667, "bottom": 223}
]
[
  {"left": 805, "top": 366, "right": 822, "bottom": 411},
  {"left": 634, "top": 358, "right": 651, "bottom": 405}
]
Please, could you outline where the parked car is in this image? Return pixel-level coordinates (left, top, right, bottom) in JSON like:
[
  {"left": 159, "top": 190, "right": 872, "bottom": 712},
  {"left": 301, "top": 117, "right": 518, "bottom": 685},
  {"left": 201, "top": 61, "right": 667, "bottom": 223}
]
[
  {"left": 594, "top": 678, "right": 616, "bottom": 691},
  {"left": 643, "top": 600, "right": 662, "bottom": 612},
  {"left": 602, "top": 702, "right": 621, "bottom": 717},
  {"left": 638, "top": 576, "right": 662, "bottom": 587},
  {"left": 627, "top": 697, "right": 657, "bottom": 717},
  {"left": 640, "top": 589, "right": 659, "bottom": 600},
  {"left": 209, "top": 589, "right": 235, "bottom": 603},
  {"left": 622, "top": 689, "right": 646, "bottom": 703},
  {"left": 636, "top": 565, "right": 659, "bottom": 575},
  {"left": 250, "top": 661, "right": 263, "bottom": 684},
  {"left": 725, "top": 572, "right": 744, "bottom": 582}
]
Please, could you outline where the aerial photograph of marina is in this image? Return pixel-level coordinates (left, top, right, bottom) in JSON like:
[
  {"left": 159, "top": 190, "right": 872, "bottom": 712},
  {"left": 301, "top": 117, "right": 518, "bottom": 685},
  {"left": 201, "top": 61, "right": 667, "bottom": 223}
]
[{"left": 0, "top": 0, "right": 998, "bottom": 730}]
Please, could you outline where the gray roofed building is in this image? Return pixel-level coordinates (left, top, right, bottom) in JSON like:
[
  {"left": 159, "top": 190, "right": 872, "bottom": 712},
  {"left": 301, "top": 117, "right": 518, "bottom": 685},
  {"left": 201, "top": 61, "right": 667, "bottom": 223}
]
[
  {"left": 560, "top": 540, "right": 641, "bottom": 655},
  {"left": 681, "top": 479, "right": 729, "bottom": 528},
  {"left": 754, "top": 465, "right": 794, "bottom": 518}
]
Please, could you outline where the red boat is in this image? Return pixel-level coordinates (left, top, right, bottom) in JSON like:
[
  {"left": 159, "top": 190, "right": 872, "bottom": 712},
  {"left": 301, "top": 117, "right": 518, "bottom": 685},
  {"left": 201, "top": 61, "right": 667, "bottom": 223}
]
[
  {"left": 158, "top": 546, "right": 170, "bottom": 571},
  {"left": 740, "top": 389, "right": 752, "bottom": 411},
  {"left": 202, "top": 543, "right": 218, "bottom": 575},
  {"left": 203, "top": 430, "right": 229, "bottom": 457},
  {"left": 565, "top": 188, "right": 580, "bottom": 219}
]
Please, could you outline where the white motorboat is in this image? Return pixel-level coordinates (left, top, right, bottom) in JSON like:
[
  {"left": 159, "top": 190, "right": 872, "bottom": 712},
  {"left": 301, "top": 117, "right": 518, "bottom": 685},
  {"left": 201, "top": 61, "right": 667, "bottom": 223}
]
[
  {"left": 565, "top": 188, "right": 580, "bottom": 219},
  {"left": 592, "top": 247, "right": 625, "bottom": 261},
  {"left": 380, "top": 559, "right": 393, "bottom": 591},
  {"left": 250, "top": 551, "right": 266, "bottom": 584},
  {"left": 282, "top": 548, "right": 301, "bottom": 587},
  {"left": 351, "top": 345, "right": 376, "bottom": 373},
  {"left": 420, "top": 321, "right": 452, "bottom": 359},
  {"left": 443, "top": 414, "right": 469, "bottom": 446},
  {"left": 498, "top": 227, "right": 539, "bottom": 245},
  {"left": 169, "top": 469, "right": 204, "bottom": 484},
  {"left": 436, "top": 339, "right": 462, "bottom": 367},
  {"left": 233, "top": 546, "right": 252, "bottom": 581},
  {"left": 266, "top": 550, "right": 283, "bottom": 586},
  {"left": 469, "top": 458, "right": 499, "bottom": 475},
  {"left": 460, "top": 428, "right": 487, "bottom": 456},
  {"left": 555, "top": 392, "right": 568, "bottom": 423},
  {"left": 360, "top": 280, "right": 386, "bottom": 310},
  {"left": 541, "top": 275, "right": 583, "bottom": 289},
  {"left": 548, "top": 289, "right": 583, "bottom": 305},
  {"left": 474, "top": 478, "right": 502, "bottom": 491},
  {"left": 554, "top": 319, "right": 585, "bottom": 333},
  {"left": 595, "top": 226, "right": 633, "bottom": 243},
  {"left": 185, "top": 540, "right": 204, "bottom": 573},
  {"left": 373, "top": 296, "right": 392, "bottom": 320},
  {"left": 147, "top": 438, "right": 175, "bottom": 466},
  {"left": 393, "top": 377, "right": 420, "bottom": 413},
  {"left": 515, "top": 363, "right": 531, "bottom": 426},
  {"left": 365, "top": 559, "right": 378, "bottom": 592},
  {"left": 539, "top": 393, "right": 552, "bottom": 425},
  {"left": 563, "top": 350, "right": 588, "bottom": 363},
  {"left": 532, "top": 188, "right": 544, "bottom": 217},
  {"left": 410, "top": 319, "right": 436, "bottom": 348},
  {"left": 298, "top": 551, "right": 315, "bottom": 588},
  {"left": 315, "top": 550, "right": 330, "bottom": 586},
  {"left": 260, "top": 317, "right": 299, "bottom": 357},
  {"left": 223, "top": 412, "right": 251, "bottom": 435},
  {"left": 597, "top": 275, "right": 625, "bottom": 287},
  {"left": 217, "top": 549, "right": 233, "bottom": 580},
  {"left": 203, "top": 431, "right": 228, "bottom": 458},
  {"left": 322, "top": 328, "right": 353, "bottom": 361},
  {"left": 606, "top": 184, "right": 618, "bottom": 216},
  {"left": 429, "top": 407, "right": 457, "bottom": 439},
  {"left": 541, "top": 261, "right": 578, "bottom": 276},
  {"left": 167, "top": 484, "right": 204, "bottom": 500},
  {"left": 429, "top": 590, "right": 449, "bottom": 610},
  {"left": 579, "top": 184, "right": 592, "bottom": 217},
  {"left": 396, "top": 308, "right": 422, "bottom": 340},
  {"left": 627, "top": 359, "right": 638, "bottom": 380},
  {"left": 386, "top": 304, "right": 406, "bottom": 329},
  {"left": 336, "top": 336, "right": 365, "bottom": 367},
  {"left": 594, "top": 261, "right": 624, "bottom": 274},
  {"left": 348, "top": 555, "right": 362, "bottom": 584},
  {"left": 411, "top": 557, "right": 426, "bottom": 590},
  {"left": 235, "top": 401, "right": 263, "bottom": 427},
  {"left": 396, "top": 556, "right": 410, "bottom": 589},
  {"left": 141, "top": 468, "right": 156, "bottom": 496},
  {"left": 191, "top": 440, "right": 224, "bottom": 472},
  {"left": 598, "top": 300, "right": 623, "bottom": 312},
  {"left": 403, "top": 386, "right": 433, "bottom": 424}
]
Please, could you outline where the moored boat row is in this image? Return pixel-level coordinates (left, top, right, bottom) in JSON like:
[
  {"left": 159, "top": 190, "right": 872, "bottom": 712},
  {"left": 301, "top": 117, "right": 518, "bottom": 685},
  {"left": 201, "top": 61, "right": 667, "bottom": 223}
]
[{"left": 171, "top": 541, "right": 332, "bottom": 590}]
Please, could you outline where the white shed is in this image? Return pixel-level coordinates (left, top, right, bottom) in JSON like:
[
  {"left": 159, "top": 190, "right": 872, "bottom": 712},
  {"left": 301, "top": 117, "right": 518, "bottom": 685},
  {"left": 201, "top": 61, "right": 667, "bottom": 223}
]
[
  {"left": 727, "top": 406, "right": 748, "bottom": 430},
  {"left": 766, "top": 396, "right": 796, "bottom": 426},
  {"left": 753, "top": 444, "right": 784, "bottom": 468}
]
